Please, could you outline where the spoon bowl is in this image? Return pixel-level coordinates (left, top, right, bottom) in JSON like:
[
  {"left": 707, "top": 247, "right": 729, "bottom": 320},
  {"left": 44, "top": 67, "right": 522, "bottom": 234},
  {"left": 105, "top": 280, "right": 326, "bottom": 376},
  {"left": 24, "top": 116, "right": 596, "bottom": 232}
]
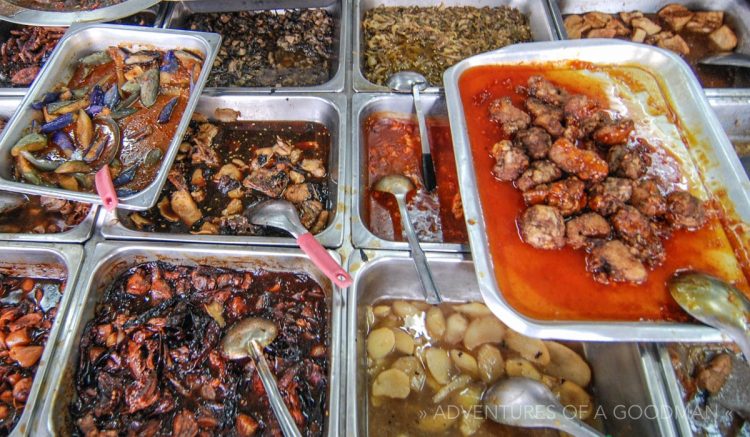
[
  {"left": 373, "top": 174, "right": 415, "bottom": 197},
  {"left": 699, "top": 52, "right": 750, "bottom": 69},
  {"left": 386, "top": 71, "right": 428, "bottom": 93}
]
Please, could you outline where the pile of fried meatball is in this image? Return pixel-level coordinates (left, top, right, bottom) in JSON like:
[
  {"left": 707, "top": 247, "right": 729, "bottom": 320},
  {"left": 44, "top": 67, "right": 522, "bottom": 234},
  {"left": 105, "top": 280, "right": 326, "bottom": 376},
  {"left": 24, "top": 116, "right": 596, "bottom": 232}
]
[{"left": 488, "top": 75, "right": 707, "bottom": 284}]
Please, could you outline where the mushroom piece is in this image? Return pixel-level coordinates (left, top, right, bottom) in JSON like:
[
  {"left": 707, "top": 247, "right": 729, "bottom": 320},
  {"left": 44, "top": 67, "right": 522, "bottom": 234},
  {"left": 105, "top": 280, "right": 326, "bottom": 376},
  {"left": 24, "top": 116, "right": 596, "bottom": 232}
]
[{"left": 170, "top": 190, "right": 202, "bottom": 227}]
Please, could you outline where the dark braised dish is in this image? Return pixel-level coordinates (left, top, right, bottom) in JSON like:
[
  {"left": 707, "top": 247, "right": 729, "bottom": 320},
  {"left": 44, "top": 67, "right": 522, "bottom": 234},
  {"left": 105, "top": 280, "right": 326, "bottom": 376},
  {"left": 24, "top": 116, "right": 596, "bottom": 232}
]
[
  {"left": 71, "top": 261, "right": 329, "bottom": 436},
  {"left": 0, "top": 274, "right": 64, "bottom": 435},
  {"left": 11, "top": 43, "right": 204, "bottom": 196},
  {"left": 184, "top": 9, "right": 334, "bottom": 88},
  {"left": 7, "top": 0, "right": 121, "bottom": 12},
  {"left": 564, "top": 4, "right": 747, "bottom": 88},
  {"left": 0, "top": 25, "right": 65, "bottom": 87},
  {"left": 126, "top": 109, "right": 331, "bottom": 236},
  {"left": 363, "top": 6, "right": 532, "bottom": 86},
  {"left": 486, "top": 74, "right": 707, "bottom": 284}
]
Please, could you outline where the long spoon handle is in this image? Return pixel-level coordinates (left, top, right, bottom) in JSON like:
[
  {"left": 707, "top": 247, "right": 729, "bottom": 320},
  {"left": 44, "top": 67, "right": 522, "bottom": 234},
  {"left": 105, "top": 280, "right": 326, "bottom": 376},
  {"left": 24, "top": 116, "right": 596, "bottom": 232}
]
[
  {"left": 554, "top": 412, "right": 605, "bottom": 437},
  {"left": 250, "top": 340, "right": 303, "bottom": 437},
  {"left": 396, "top": 195, "right": 442, "bottom": 304},
  {"left": 412, "top": 84, "right": 437, "bottom": 191},
  {"left": 297, "top": 232, "right": 353, "bottom": 288}
]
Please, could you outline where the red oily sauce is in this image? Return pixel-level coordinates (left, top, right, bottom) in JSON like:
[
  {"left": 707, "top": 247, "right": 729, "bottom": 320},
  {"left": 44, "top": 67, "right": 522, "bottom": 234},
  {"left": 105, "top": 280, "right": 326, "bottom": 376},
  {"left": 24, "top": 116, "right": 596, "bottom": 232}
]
[
  {"left": 365, "top": 112, "right": 467, "bottom": 244},
  {"left": 458, "top": 64, "right": 750, "bottom": 322}
]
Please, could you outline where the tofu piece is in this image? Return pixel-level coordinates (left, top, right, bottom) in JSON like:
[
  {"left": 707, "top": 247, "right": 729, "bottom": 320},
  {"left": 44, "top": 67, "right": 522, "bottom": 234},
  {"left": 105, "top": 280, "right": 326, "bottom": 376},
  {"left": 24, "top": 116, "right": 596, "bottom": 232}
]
[
  {"left": 564, "top": 15, "right": 591, "bottom": 39},
  {"left": 631, "top": 17, "right": 662, "bottom": 36},
  {"left": 631, "top": 28, "right": 647, "bottom": 43},
  {"left": 605, "top": 18, "right": 631, "bottom": 37},
  {"left": 708, "top": 24, "right": 738, "bottom": 51},
  {"left": 685, "top": 11, "right": 724, "bottom": 34},
  {"left": 583, "top": 11, "right": 611, "bottom": 29},
  {"left": 587, "top": 28, "right": 618, "bottom": 39},
  {"left": 619, "top": 11, "right": 644, "bottom": 25},
  {"left": 657, "top": 4, "right": 694, "bottom": 32},
  {"left": 657, "top": 34, "right": 691, "bottom": 55}
]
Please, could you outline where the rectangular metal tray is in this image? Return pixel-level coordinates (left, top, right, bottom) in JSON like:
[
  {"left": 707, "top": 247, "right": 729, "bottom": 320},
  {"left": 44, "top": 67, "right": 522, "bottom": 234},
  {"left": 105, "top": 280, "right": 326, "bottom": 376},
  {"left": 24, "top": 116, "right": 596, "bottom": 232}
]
[
  {"left": 99, "top": 93, "right": 347, "bottom": 248},
  {"left": 0, "top": 242, "right": 84, "bottom": 437},
  {"left": 352, "top": 0, "right": 559, "bottom": 92},
  {"left": 548, "top": 0, "right": 750, "bottom": 97},
  {"left": 708, "top": 95, "right": 750, "bottom": 176},
  {"left": 162, "top": 0, "right": 347, "bottom": 93},
  {"left": 108, "top": 2, "right": 169, "bottom": 27},
  {"left": 0, "top": 23, "right": 221, "bottom": 211},
  {"left": 351, "top": 93, "right": 467, "bottom": 252},
  {"left": 345, "top": 249, "right": 676, "bottom": 437},
  {"left": 444, "top": 39, "right": 750, "bottom": 341},
  {"left": 34, "top": 241, "right": 343, "bottom": 436},
  {"left": 0, "top": 97, "right": 97, "bottom": 243}
]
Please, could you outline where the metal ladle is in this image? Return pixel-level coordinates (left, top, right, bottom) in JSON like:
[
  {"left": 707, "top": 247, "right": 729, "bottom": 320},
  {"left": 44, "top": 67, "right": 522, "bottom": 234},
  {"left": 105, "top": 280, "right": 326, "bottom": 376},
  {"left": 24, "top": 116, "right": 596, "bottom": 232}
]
[
  {"left": 668, "top": 271, "right": 750, "bottom": 360},
  {"left": 0, "top": 192, "right": 27, "bottom": 214},
  {"left": 483, "top": 377, "right": 604, "bottom": 437},
  {"left": 699, "top": 52, "right": 750, "bottom": 69},
  {"left": 221, "top": 318, "right": 302, "bottom": 437},
  {"left": 373, "top": 175, "right": 441, "bottom": 304},
  {"left": 386, "top": 71, "right": 437, "bottom": 192}
]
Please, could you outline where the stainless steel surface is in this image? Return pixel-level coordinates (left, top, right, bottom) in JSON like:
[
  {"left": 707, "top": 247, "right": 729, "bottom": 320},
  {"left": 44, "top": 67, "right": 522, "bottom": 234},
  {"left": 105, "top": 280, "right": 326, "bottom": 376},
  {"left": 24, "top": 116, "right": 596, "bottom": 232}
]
[
  {"left": 0, "top": 242, "right": 84, "bottom": 437},
  {"left": 548, "top": 0, "right": 750, "bottom": 97},
  {"left": 351, "top": 93, "right": 468, "bottom": 252},
  {"left": 700, "top": 52, "right": 750, "bottom": 68},
  {"left": 246, "top": 200, "right": 309, "bottom": 239},
  {"left": 345, "top": 250, "right": 676, "bottom": 437},
  {"left": 100, "top": 94, "right": 347, "bottom": 248},
  {"left": 0, "top": 0, "right": 160, "bottom": 26},
  {"left": 483, "top": 377, "right": 604, "bottom": 437},
  {"left": 708, "top": 95, "right": 750, "bottom": 175},
  {"left": 443, "top": 39, "right": 750, "bottom": 341},
  {"left": 36, "top": 241, "right": 343, "bottom": 436},
  {"left": 0, "top": 191, "right": 25, "bottom": 213},
  {"left": 0, "top": 97, "right": 97, "bottom": 243},
  {"left": 353, "top": 0, "right": 558, "bottom": 92},
  {"left": 0, "top": 23, "right": 221, "bottom": 211},
  {"left": 163, "top": 0, "right": 347, "bottom": 93}
]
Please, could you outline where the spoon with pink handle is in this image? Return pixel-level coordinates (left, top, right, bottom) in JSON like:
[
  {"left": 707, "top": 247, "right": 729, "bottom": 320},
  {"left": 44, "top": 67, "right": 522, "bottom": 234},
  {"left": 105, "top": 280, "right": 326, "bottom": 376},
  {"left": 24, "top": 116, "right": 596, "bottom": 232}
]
[{"left": 245, "top": 199, "right": 352, "bottom": 288}]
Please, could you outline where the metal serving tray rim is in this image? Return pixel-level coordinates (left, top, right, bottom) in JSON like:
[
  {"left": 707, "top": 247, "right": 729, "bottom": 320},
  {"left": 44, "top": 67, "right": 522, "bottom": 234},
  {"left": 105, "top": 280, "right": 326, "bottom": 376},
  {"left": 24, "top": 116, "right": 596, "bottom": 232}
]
[
  {"left": 36, "top": 241, "right": 343, "bottom": 437},
  {"left": 0, "top": 23, "right": 222, "bottom": 211},
  {"left": 443, "top": 39, "right": 747, "bottom": 342},
  {"left": 161, "top": 0, "right": 347, "bottom": 93},
  {"left": 98, "top": 93, "right": 347, "bottom": 248},
  {"left": 0, "top": 242, "right": 84, "bottom": 437},
  {"left": 350, "top": 93, "right": 469, "bottom": 252},
  {"left": 352, "top": 0, "right": 558, "bottom": 92},
  {"left": 0, "top": 0, "right": 160, "bottom": 27}
]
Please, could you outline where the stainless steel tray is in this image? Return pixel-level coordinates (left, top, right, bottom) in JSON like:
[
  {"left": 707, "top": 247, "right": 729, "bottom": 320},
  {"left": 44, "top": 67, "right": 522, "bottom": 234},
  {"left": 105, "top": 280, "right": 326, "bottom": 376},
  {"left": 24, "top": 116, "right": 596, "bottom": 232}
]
[
  {"left": 345, "top": 249, "right": 676, "bottom": 437},
  {"left": 548, "top": 0, "right": 750, "bottom": 98},
  {"left": 0, "top": 23, "right": 221, "bottom": 211},
  {"left": 34, "top": 240, "right": 344, "bottom": 436},
  {"left": 351, "top": 93, "right": 468, "bottom": 252},
  {"left": 99, "top": 93, "right": 347, "bottom": 248},
  {"left": 352, "top": 0, "right": 559, "bottom": 92},
  {"left": 0, "top": 97, "right": 97, "bottom": 243},
  {"left": 708, "top": 95, "right": 750, "bottom": 176},
  {"left": 163, "top": 0, "right": 347, "bottom": 93},
  {"left": 0, "top": 0, "right": 160, "bottom": 27},
  {"left": 444, "top": 39, "right": 750, "bottom": 341},
  {"left": 0, "top": 242, "right": 84, "bottom": 437}
]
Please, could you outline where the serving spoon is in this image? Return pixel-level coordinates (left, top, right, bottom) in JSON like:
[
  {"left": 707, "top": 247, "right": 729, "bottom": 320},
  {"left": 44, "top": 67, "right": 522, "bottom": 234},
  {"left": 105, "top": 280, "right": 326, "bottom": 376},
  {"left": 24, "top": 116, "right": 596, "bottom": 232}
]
[
  {"left": 386, "top": 71, "right": 437, "bottom": 192},
  {"left": 374, "top": 175, "right": 441, "bottom": 304},
  {"left": 483, "top": 377, "right": 604, "bottom": 437},
  {"left": 0, "top": 192, "right": 27, "bottom": 214},
  {"left": 245, "top": 199, "right": 352, "bottom": 288},
  {"left": 668, "top": 271, "right": 750, "bottom": 360},
  {"left": 699, "top": 52, "right": 750, "bottom": 69},
  {"left": 222, "top": 318, "right": 302, "bottom": 437}
]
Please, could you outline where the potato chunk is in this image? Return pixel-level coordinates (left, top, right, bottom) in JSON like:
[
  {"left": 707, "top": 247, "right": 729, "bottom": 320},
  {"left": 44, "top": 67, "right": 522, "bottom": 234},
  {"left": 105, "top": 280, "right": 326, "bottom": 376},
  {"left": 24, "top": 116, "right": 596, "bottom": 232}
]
[
  {"left": 392, "top": 300, "right": 420, "bottom": 318},
  {"left": 393, "top": 329, "right": 415, "bottom": 355},
  {"left": 454, "top": 302, "right": 492, "bottom": 318},
  {"left": 709, "top": 25, "right": 738, "bottom": 51},
  {"left": 476, "top": 344, "right": 505, "bottom": 383},
  {"left": 554, "top": 380, "right": 593, "bottom": 420},
  {"left": 542, "top": 341, "right": 592, "bottom": 387},
  {"left": 444, "top": 313, "right": 468, "bottom": 345},
  {"left": 426, "top": 307, "right": 446, "bottom": 341},
  {"left": 450, "top": 349, "right": 479, "bottom": 377},
  {"left": 658, "top": 4, "right": 694, "bottom": 32},
  {"left": 391, "top": 356, "right": 427, "bottom": 392},
  {"left": 372, "top": 368, "right": 411, "bottom": 399},
  {"left": 463, "top": 316, "right": 505, "bottom": 350},
  {"left": 505, "top": 357, "right": 542, "bottom": 381},
  {"left": 424, "top": 347, "right": 453, "bottom": 385},
  {"left": 367, "top": 327, "right": 395, "bottom": 359},
  {"left": 504, "top": 330, "right": 550, "bottom": 365}
]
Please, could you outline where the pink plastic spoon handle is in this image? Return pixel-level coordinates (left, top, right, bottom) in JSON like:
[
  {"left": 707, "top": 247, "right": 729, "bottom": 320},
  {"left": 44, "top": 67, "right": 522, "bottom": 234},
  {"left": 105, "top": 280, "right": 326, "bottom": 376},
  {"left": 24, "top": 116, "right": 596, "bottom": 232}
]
[
  {"left": 297, "top": 232, "right": 352, "bottom": 288},
  {"left": 95, "top": 166, "right": 119, "bottom": 212}
]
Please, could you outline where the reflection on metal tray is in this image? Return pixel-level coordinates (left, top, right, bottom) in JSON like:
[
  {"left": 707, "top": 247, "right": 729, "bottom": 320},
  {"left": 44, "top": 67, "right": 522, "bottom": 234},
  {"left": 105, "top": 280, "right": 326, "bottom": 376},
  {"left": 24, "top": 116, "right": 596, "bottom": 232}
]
[
  {"left": 0, "top": 98, "right": 97, "bottom": 243},
  {"left": 34, "top": 241, "right": 343, "bottom": 436},
  {"left": 351, "top": 93, "right": 468, "bottom": 252},
  {"left": 444, "top": 39, "right": 750, "bottom": 341},
  {"left": 352, "top": 0, "right": 559, "bottom": 92},
  {"left": 345, "top": 250, "right": 676, "bottom": 437},
  {"left": 0, "top": 242, "right": 84, "bottom": 437},
  {"left": 708, "top": 96, "right": 750, "bottom": 176},
  {"left": 0, "top": 0, "right": 160, "bottom": 26},
  {"left": 99, "top": 94, "right": 347, "bottom": 248},
  {"left": 163, "top": 0, "right": 346, "bottom": 92},
  {"left": 0, "top": 23, "right": 221, "bottom": 211},
  {"left": 548, "top": 0, "right": 750, "bottom": 97}
]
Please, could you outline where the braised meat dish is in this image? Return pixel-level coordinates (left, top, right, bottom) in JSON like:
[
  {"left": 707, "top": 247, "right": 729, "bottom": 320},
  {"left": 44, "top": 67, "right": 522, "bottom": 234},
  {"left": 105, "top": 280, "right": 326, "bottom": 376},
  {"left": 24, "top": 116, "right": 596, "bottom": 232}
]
[{"left": 0, "top": 26, "right": 64, "bottom": 87}]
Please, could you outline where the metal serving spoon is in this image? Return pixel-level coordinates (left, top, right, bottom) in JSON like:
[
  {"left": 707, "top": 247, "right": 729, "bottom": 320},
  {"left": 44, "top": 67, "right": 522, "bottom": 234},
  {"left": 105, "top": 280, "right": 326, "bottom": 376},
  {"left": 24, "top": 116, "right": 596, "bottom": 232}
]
[
  {"left": 374, "top": 175, "right": 441, "bottom": 304},
  {"left": 668, "top": 271, "right": 750, "bottom": 360},
  {"left": 483, "top": 377, "right": 604, "bottom": 437},
  {"left": 0, "top": 192, "right": 27, "bottom": 214},
  {"left": 699, "top": 52, "right": 750, "bottom": 69},
  {"left": 386, "top": 71, "right": 437, "bottom": 192},
  {"left": 222, "top": 318, "right": 302, "bottom": 437},
  {"left": 245, "top": 199, "right": 352, "bottom": 288}
]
